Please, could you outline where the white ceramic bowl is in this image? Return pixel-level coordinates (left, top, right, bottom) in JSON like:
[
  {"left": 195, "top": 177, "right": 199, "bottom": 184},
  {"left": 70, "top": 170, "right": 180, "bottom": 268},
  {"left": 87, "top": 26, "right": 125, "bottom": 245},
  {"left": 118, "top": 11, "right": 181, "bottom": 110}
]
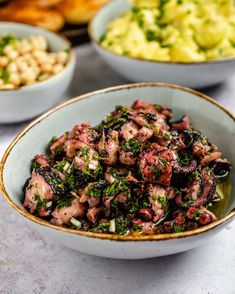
[
  {"left": 89, "top": 0, "right": 235, "bottom": 89},
  {"left": 0, "top": 22, "right": 75, "bottom": 124},
  {"left": 0, "top": 83, "right": 235, "bottom": 259}
]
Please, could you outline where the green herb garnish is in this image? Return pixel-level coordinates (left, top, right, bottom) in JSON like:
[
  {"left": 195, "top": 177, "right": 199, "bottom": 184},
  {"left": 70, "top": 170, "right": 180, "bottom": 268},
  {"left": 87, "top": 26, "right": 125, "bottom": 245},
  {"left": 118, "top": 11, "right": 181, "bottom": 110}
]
[
  {"left": 0, "top": 69, "right": 10, "bottom": 83},
  {"left": 48, "top": 136, "right": 57, "bottom": 147},
  {"left": 173, "top": 225, "right": 185, "bottom": 233},
  {"left": 33, "top": 194, "right": 48, "bottom": 211},
  {"left": 0, "top": 34, "right": 16, "bottom": 55},
  {"left": 55, "top": 196, "right": 72, "bottom": 209},
  {"left": 122, "top": 139, "right": 141, "bottom": 155}
]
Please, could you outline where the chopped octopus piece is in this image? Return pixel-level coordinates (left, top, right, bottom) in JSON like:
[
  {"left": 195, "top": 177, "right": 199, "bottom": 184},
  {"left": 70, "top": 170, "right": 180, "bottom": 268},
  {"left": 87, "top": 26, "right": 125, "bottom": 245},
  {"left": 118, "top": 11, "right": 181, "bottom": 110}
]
[
  {"left": 65, "top": 139, "right": 85, "bottom": 158},
  {"left": 120, "top": 122, "right": 138, "bottom": 142},
  {"left": 192, "top": 139, "right": 211, "bottom": 157},
  {"left": 74, "top": 147, "right": 99, "bottom": 171},
  {"left": 119, "top": 150, "right": 136, "bottom": 166},
  {"left": 139, "top": 144, "right": 173, "bottom": 186},
  {"left": 50, "top": 134, "right": 67, "bottom": 155},
  {"left": 135, "top": 127, "right": 153, "bottom": 143},
  {"left": 148, "top": 184, "right": 168, "bottom": 223},
  {"left": 98, "top": 129, "right": 119, "bottom": 165},
  {"left": 132, "top": 99, "right": 158, "bottom": 114},
  {"left": 87, "top": 207, "right": 102, "bottom": 224},
  {"left": 192, "top": 169, "right": 216, "bottom": 207},
  {"left": 171, "top": 114, "right": 191, "bottom": 131},
  {"left": 34, "top": 154, "right": 49, "bottom": 167},
  {"left": 68, "top": 123, "right": 98, "bottom": 145},
  {"left": 173, "top": 159, "right": 197, "bottom": 174},
  {"left": 200, "top": 151, "right": 222, "bottom": 166},
  {"left": 51, "top": 199, "right": 84, "bottom": 226},
  {"left": 23, "top": 170, "right": 53, "bottom": 214}
]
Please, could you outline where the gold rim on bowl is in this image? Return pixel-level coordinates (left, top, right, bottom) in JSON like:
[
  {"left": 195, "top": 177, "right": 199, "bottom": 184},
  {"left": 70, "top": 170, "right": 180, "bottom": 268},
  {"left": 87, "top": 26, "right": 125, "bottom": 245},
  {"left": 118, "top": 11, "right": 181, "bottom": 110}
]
[
  {"left": 0, "top": 82, "right": 235, "bottom": 241},
  {"left": 88, "top": 1, "right": 235, "bottom": 66}
]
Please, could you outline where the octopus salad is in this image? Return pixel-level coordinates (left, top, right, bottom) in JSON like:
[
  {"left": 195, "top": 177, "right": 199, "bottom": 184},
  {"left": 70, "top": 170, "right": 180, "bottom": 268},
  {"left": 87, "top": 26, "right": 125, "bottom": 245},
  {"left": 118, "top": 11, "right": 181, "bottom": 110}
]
[{"left": 23, "top": 100, "right": 231, "bottom": 235}]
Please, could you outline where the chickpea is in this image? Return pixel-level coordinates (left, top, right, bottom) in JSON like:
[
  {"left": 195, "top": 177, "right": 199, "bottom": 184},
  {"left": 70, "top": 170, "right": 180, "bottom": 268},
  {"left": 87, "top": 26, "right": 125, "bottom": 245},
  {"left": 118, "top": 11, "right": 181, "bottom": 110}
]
[
  {"left": 9, "top": 72, "right": 21, "bottom": 87},
  {"left": 3, "top": 45, "right": 13, "bottom": 55},
  {"left": 7, "top": 62, "right": 18, "bottom": 73},
  {"left": 40, "top": 63, "right": 53, "bottom": 74},
  {"left": 3, "top": 45, "right": 18, "bottom": 60},
  {"left": 38, "top": 73, "right": 51, "bottom": 81},
  {"left": 46, "top": 55, "right": 56, "bottom": 65},
  {"left": 20, "top": 68, "right": 37, "bottom": 84},
  {"left": 32, "top": 50, "right": 47, "bottom": 64},
  {"left": 52, "top": 64, "right": 64, "bottom": 74},
  {"left": 56, "top": 51, "right": 69, "bottom": 65},
  {"left": 30, "top": 35, "right": 47, "bottom": 51},
  {"left": 0, "top": 56, "right": 9, "bottom": 67},
  {"left": 16, "top": 60, "right": 29, "bottom": 73},
  {"left": 7, "top": 50, "right": 18, "bottom": 60},
  {"left": 0, "top": 84, "right": 15, "bottom": 90},
  {"left": 17, "top": 40, "right": 32, "bottom": 54},
  {"left": 28, "top": 57, "right": 37, "bottom": 68}
]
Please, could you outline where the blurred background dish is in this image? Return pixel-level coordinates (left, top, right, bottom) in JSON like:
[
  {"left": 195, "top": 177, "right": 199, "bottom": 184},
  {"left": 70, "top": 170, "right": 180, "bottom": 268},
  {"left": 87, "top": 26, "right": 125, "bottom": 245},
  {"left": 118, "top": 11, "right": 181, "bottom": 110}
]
[
  {"left": 0, "top": 22, "right": 75, "bottom": 123},
  {"left": 58, "top": 0, "right": 109, "bottom": 25},
  {"left": 0, "top": 0, "right": 110, "bottom": 45},
  {"left": 89, "top": 0, "right": 235, "bottom": 88},
  {"left": 99, "top": 0, "right": 235, "bottom": 63}
]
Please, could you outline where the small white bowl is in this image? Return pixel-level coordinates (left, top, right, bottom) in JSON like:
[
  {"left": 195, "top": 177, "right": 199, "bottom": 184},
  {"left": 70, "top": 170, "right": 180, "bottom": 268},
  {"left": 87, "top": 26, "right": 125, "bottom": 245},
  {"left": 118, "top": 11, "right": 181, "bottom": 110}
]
[
  {"left": 0, "top": 22, "right": 75, "bottom": 124},
  {"left": 0, "top": 83, "right": 234, "bottom": 259},
  {"left": 89, "top": 0, "right": 235, "bottom": 88}
]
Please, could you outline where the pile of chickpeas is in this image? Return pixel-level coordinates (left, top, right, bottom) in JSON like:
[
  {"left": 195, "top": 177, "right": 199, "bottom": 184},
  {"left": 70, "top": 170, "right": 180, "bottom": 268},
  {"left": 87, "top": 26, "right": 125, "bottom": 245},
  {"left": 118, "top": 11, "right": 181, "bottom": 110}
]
[{"left": 0, "top": 35, "right": 70, "bottom": 90}]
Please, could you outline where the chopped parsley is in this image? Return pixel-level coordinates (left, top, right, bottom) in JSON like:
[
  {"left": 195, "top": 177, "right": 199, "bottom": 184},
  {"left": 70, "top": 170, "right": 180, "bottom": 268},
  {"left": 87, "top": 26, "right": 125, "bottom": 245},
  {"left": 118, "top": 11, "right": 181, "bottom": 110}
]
[
  {"left": 48, "top": 136, "right": 57, "bottom": 147},
  {"left": 115, "top": 216, "right": 129, "bottom": 235},
  {"left": 230, "top": 40, "right": 235, "bottom": 48},
  {"left": 99, "top": 33, "right": 107, "bottom": 43},
  {"left": 89, "top": 223, "right": 110, "bottom": 232},
  {"left": 163, "top": 133, "right": 170, "bottom": 141},
  {"left": 63, "top": 47, "right": 70, "bottom": 53},
  {"left": 80, "top": 147, "right": 89, "bottom": 156},
  {"left": 54, "top": 160, "right": 69, "bottom": 173},
  {"left": 179, "top": 153, "right": 193, "bottom": 166},
  {"left": 0, "top": 34, "right": 16, "bottom": 55},
  {"left": 173, "top": 225, "right": 185, "bottom": 233},
  {"left": 122, "top": 139, "right": 141, "bottom": 154},
  {"left": 31, "top": 161, "right": 40, "bottom": 170},
  {"left": 155, "top": 195, "right": 168, "bottom": 209},
  {"left": 145, "top": 30, "right": 160, "bottom": 42},
  {"left": 87, "top": 181, "right": 106, "bottom": 198},
  {"left": 104, "top": 180, "right": 128, "bottom": 198},
  {"left": 132, "top": 7, "right": 144, "bottom": 28},
  {"left": 0, "top": 68, "right": 10, "bottom": 83},
  {"left": 55, "top": 196, "right": 72, "bottom": 209},
  {"left": 33, "top": 194, "right": 48, "bottom": 211}
]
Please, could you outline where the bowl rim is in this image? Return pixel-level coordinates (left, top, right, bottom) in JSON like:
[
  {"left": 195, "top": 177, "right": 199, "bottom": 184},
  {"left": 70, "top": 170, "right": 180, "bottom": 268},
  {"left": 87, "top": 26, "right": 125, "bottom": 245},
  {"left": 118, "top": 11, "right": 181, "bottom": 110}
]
[
  {"left": 0, "top": 21, "right": 75, "bottom": 93},
  {"left": 0, "top": 82, "right": 235, "bottom": 241},
  {"left": 88, "top": 0, "right": 235, "bottom": 66}
]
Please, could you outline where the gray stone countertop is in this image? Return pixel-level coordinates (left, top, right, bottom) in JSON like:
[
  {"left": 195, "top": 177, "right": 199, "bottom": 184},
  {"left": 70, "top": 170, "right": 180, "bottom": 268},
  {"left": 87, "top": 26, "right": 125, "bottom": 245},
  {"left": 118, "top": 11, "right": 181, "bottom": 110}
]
[{"left": 0, "top": 44, "right": 235, "bottom": 294}]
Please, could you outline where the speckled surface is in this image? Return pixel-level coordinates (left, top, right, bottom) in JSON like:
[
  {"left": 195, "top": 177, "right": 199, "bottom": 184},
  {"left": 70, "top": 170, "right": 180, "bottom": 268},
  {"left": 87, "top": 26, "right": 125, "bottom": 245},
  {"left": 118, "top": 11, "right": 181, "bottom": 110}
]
[{"left": 0, "top": 45, "right": 235, "bottom": 294}]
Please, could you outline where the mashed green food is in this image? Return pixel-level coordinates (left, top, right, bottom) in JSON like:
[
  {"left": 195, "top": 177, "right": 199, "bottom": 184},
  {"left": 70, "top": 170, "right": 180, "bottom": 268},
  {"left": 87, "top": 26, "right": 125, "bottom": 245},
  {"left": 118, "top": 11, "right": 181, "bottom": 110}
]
[{"left": 100, "top": 0, "right": 235, "bottom": 62}]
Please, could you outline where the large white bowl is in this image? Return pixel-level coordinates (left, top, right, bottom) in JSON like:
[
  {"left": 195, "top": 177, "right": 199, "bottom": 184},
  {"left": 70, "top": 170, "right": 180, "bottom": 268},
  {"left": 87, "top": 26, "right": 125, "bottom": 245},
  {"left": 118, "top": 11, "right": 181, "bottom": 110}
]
[
  {"left": 0, "top": 22, "right": 75, "bottom": 124},
  {"left": 0, "top": 83, "right": 235, "bottom": 259},
  {"left": 89, "top": 0, "right": 235, "bottom": 88}
]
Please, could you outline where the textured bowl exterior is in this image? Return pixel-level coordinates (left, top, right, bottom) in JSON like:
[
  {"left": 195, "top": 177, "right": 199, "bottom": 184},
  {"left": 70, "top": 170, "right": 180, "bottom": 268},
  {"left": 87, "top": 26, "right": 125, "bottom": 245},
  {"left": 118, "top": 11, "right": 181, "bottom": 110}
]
[
  {"left": 90, "top": 0, "right": 235, "bottom": 88},
  {"left": 0, "top": 22, "right": 75, "bottom": 123},
  {"left": 24, "top": 216, "right": 234, "bottom": 259},
  {"left": 1, "top": 83, "right": 235, "bottom": 259}
]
